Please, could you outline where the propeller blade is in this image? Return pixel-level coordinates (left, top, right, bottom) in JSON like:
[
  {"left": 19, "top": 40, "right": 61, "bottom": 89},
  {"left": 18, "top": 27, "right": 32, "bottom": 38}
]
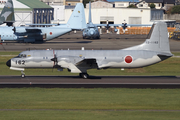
[{"left": 12, "top": 27, "right": 16, "bottom": 33}]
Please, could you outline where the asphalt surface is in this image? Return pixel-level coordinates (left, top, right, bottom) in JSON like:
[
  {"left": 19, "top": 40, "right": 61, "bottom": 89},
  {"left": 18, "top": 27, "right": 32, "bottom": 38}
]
[
  {"left": 0, "top": 76, "right": 180, "bottom": 88},
  {"left": 0, "top": 31, "right": 180, "bottom": 51}
]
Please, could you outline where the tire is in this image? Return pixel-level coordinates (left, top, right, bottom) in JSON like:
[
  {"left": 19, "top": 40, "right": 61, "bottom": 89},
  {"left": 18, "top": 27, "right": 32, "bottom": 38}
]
[
  {"left": 21, "top": 74, "right": 25, "bottom": 78},
  {"left": 79, "top": 73, "right": 89, "bottom": 79}
]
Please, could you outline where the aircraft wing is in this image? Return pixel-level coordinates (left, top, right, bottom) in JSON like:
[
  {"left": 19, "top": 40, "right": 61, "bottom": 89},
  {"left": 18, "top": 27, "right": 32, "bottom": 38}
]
[
  {"left": 26, "top": 23, "right": 58, "bottom": 26},
  {"left": 95, "top": 24, "right": 152, "bottom": 27},
  {"left": 25, "top": 27, "right": 42, "bottom": 33},
  {"left": 76, "top": 58, "right": 98, "bottom": 68}
]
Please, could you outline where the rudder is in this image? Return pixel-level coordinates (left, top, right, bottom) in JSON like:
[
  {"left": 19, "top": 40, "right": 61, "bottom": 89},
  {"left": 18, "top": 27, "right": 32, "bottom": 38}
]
[
  {"left": 67, "top": 3, "right": 86, "bottom": 30},
  {"left": 124, "top": 21, "right": 172, "bottom": 55},
  {"left": 0, "top": 0, "right": 15, "bottom": 25}
]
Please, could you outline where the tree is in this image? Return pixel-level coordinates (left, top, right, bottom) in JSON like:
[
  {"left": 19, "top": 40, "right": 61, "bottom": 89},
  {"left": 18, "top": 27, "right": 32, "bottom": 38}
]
[
  {"left": 171, "top": 5, "right": 180, "bottom": 14},
  {"left": 165, "top": 6, "right": 173, "bottom": 14},
  {"left": 149, "top": 3, "right": 156, "bottom": 9},
  {"left": 127, "top": 4, "right": 137, "bottom": 8}
]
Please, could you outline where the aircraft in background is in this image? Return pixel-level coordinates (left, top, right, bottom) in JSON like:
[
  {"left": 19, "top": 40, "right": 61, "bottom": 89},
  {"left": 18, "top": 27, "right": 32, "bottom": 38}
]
[
  {"left": 6, "top": 22, "right": 172, "bottom": 78},
  {"left": 0, "top": 0, "right": 15, "bottom": 26},
  {"left": 82, "top": 2, "right": 151, "bottom": 39},
  {"left": 0, "top": 3, "right": 86, "bottom": 43},
  {"left": 82, "top": 2, "right": 100, "bottom": 39}
]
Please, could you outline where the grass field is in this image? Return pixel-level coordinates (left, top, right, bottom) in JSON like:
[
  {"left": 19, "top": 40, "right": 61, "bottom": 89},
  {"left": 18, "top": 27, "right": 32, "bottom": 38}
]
[
  {"left": 0, "top": 51, "right": 180, "bottom": 76},
  {"left": 0, "top": 88, "right": 180, "bottom": 120}
]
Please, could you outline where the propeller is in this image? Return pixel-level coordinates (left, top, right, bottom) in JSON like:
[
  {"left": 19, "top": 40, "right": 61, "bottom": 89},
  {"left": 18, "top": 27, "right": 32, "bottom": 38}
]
[
  {"left": 105, "top": 20, "right": 110, "bottom": 30},
  {"left": 122, "top": 23, "right": 127, "bottom": 30},
  {"left": 12, "top": 27, "right": 16, "bottom": 33},
  {"left": 51, "top": 50, "right": 60, "bottom": 69}
]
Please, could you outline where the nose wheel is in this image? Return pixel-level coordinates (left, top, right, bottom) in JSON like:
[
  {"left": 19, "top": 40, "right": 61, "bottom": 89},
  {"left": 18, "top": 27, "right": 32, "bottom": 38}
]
[
  {"left": 21, "top": 71, "right": 25, "bottom": 78},
  {"left": 79, "top": 73, "right": 89, "bottom": 79}
]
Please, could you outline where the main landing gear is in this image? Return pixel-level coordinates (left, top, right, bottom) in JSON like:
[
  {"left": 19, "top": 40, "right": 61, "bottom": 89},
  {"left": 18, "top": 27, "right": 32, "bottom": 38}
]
[
  {"left": 79, "top": 73, "right": 89, "bottom": 79},
  {"left": 21, "top": 71, "right": 25, "bottom": 78}
]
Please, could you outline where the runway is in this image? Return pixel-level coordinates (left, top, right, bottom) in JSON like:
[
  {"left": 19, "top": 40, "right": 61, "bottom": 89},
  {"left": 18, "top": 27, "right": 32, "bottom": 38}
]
[{"left": 0, "top": 76, "right": 180, "bottom": 88}]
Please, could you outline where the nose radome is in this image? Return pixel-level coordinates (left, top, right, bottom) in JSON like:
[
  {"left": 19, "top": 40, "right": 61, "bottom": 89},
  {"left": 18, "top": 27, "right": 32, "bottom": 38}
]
[
  {"left": 90, "top": 30, "right": 94, "bottom": 35},
  {"left": 6, "top": 60, "right": 11, "bottom": 67}
]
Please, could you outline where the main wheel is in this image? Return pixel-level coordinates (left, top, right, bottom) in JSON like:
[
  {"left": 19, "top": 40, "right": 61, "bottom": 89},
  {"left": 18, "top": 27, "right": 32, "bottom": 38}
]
[
  {"left": 21, "top": 74, "right": 25, "bottom": 78},
  {"left": 79, "top": 73, "right": 89, "bottom": 79}
]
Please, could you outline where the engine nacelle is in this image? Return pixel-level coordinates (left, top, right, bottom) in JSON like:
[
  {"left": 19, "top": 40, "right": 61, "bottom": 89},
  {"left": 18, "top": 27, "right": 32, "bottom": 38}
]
[
  {"left": 14, "top": 27, "right": 26, "bottom": 33},
  {"left": 114, "top": 28, "right": 118, "bottom": 32}
]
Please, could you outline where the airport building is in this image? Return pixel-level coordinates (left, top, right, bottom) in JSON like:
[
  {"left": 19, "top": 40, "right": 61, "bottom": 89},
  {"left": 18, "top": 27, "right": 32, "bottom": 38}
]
[
  {"left": 0, "top": 0, "right": 176, "bottom": 27},
  {"left": 55, "top": 1, "right": 163, "bottom": 25},
  {"left": 0, "top": 0, "right": 54, "bottom": 26}
]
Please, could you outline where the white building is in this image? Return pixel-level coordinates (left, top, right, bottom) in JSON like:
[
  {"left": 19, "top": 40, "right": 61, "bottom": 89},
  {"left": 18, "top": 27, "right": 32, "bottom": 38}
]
[
  {"left": 60, "top": 7, "right": 154, "bottom": 25},
  {"left": 114, "top": 1, "right": 130, "bottom": 8},
  {"left": 86, "top": 1, "right": 113, "bottom": 8}
]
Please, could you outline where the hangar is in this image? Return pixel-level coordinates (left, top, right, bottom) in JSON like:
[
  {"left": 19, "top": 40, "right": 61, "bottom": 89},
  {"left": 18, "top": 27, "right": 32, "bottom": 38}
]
[{"left": 0, "top": 0, "right": 54, "bottom": 26}]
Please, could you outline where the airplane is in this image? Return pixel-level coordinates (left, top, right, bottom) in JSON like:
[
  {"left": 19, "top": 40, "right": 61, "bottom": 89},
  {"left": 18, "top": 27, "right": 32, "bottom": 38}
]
[
  {"left": 82, "top": 2, "right": 100, "bottom": 39},
  {"left": 82, "top": 2, "right": 152, "bottom": 39},
  {"left": 0, "top": 0, "right": 15, "bottom": 26},
  {"left": 0, "top": 3, "right": 86, "bottom": 43},
  {"left": 6, "top": 21, "right": 173, "bottom": 78}
]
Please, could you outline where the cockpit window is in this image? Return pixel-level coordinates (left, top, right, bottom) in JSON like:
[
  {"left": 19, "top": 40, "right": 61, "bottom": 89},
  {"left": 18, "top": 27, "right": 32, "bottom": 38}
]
[{"left": 18, "top": 54, "right": 27, "bottom": 58}]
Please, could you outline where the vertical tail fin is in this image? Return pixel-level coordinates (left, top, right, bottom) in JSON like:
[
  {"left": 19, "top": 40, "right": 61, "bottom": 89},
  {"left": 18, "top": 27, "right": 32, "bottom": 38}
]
[
  {"left": 0, "top": 0, "right": 15, "bottom": 26},
  {"left": 88, "top": 1, "right": 92, "bottom": 24},
  {"left": 124, "top": 21, "right": 172, "bottom": 55},
  {"left": 67, "top": 3, "right": 86, "bottom": 30}
]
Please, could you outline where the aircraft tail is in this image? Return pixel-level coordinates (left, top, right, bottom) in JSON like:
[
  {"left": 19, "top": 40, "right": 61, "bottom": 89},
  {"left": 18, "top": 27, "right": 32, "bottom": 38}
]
[
  {"left": 88, "top": 2, "right": 92, "bottom": 23},
  {"left": 124, "top": 21, "right": 172, "bottom": 55},
  {"left": 0, "top": 0, "right": 15, "bottom": 26},
  {"left": 67, "top": 3, "right": 86, "bottom": 30}
]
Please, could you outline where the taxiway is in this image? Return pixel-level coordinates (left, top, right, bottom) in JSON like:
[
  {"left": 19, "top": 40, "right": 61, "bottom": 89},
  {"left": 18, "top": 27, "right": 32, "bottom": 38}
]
[{"left": 0, "top": 76, "right": 180, "bottom": 88}]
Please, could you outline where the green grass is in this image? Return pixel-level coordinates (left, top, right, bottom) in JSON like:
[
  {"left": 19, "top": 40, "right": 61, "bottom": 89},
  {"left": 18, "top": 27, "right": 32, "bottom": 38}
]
[
  {"left": 172, "top": 52, "right": 180, "bottom": 56},
  {"left": 0, "top": 88, "right": 180, "bottom": 120},
  {"left": 0, "top": 111, "right": 180, "bottom": 120},
  {"left": 0, "top": 51, "right": 20, "bottom": 55},
  {"left": 1, "top": 53, "right": 180, "bottom": 76}
]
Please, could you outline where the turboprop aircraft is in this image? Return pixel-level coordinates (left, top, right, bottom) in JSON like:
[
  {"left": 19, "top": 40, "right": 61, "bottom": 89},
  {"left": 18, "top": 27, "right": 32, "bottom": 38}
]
[
  {"left": 6, "top": 21, "right": 173, "bottom": 78},
  {"left": 0, "top": 3, "right": 86, "bottom": 43},
  {"left": 83, "top": 2, "right": 151, "bottom": 39},
  {"left": 0, "top": 0, "right": 15, "bottom": 26}
]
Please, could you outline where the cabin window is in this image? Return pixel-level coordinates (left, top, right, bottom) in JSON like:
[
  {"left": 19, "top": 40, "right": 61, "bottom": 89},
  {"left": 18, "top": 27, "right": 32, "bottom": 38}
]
[{"left": 18, "top": 54, "right": 27, "bottom": 58}]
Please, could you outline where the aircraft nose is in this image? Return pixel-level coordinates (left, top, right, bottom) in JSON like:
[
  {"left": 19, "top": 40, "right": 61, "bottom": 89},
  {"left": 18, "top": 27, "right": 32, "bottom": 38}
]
[
  {"left": 90, "top": 30, "right": 94, "bottom": 35},
  {"left": 6, "top": 59, "right": 11, "bottom": 67}
]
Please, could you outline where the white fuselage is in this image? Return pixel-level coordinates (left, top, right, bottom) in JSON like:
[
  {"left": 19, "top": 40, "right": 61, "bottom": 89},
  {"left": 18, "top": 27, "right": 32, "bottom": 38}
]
[
  {"left": 8, "top": 50, "right": 164, "bottom": 73},
  {"left": 0, "top": 25, "right": 72, "bottom": 42}
]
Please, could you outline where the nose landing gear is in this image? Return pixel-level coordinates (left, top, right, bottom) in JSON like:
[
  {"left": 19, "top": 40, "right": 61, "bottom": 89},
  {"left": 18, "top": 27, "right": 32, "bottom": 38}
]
[{"left": 21, "top": 71, "right": 25, "bottom": 78}]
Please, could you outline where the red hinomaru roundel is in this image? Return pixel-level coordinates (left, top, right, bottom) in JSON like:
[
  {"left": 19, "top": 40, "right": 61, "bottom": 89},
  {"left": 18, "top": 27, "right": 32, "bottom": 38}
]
[
  {"left": 50, "top": 32, "right": 52, "bottom": 35},
  {"left": 124, "top": 55, "right": 133, "bottom": 64}
]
